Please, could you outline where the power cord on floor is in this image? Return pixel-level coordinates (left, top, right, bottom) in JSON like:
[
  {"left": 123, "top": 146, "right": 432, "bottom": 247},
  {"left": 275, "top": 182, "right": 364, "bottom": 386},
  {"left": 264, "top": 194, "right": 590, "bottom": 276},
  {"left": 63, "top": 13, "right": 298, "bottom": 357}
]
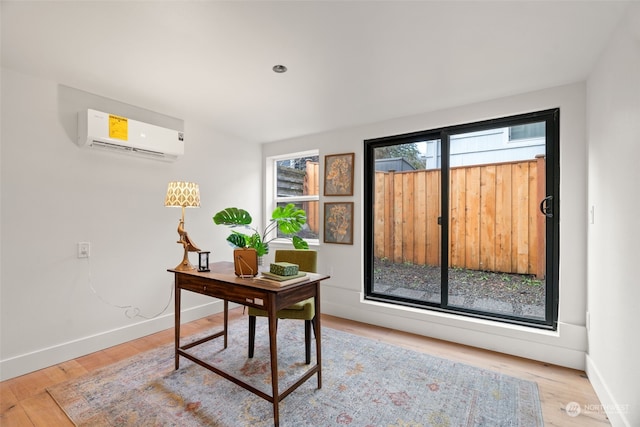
[{"left": 84, "top": 257, "right": 173, "bottom": 320}]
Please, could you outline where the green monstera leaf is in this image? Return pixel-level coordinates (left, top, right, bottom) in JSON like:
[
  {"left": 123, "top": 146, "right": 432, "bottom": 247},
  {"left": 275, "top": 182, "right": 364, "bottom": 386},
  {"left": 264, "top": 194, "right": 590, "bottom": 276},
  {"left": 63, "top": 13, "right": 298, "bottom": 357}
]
[
  {"left": 226, "top": 231, "right": 249, "bottom": 248},
  {"left": 292, "top": 236, "right": 309, "bottom": 250},
  {"left": 272, "top": 203, "right": 307, "bottom": 234},
  {"left": 213, "top": 207, "right": 253, "bottom": 227}
]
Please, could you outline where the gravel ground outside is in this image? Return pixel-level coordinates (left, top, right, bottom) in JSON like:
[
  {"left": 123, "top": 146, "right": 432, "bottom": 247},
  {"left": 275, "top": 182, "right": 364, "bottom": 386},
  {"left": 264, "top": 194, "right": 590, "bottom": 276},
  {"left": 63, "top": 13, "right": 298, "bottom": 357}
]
[{"left": 373, "top": 257, "right": 546, "bottom": 319}]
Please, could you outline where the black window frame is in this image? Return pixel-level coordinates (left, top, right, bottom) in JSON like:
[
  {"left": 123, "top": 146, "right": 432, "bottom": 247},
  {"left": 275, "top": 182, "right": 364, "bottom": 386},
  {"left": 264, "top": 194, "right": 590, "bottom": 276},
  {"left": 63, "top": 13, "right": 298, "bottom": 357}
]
[{"left": 363, "top": 109, "right": 560, "bottom": 330}]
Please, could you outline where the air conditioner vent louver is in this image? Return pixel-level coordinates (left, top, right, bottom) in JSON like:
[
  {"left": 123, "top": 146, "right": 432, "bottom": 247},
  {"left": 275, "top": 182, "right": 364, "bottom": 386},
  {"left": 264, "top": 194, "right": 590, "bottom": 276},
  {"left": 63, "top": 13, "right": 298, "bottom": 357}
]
[
  {"left": 92, "top": 140, "right": 133, "bottom": 152},
  {"left": 78, "top": 109, "right": 184, "bottom": 162},
  {"left": 132, "top": 148, "right": 166, "bottom": 158}
]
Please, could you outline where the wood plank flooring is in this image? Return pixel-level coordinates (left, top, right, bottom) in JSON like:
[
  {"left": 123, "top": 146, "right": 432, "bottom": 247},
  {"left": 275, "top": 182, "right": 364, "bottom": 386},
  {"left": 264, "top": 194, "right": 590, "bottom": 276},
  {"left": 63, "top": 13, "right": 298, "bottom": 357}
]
[{"left": 1, "top": 308, "right": 609, "bottom": 426}]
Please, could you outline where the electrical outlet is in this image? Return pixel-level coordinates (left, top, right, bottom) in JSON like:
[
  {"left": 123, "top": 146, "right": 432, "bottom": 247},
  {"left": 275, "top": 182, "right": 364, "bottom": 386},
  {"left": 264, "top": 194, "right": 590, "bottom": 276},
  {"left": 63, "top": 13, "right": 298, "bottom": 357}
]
[{"left": 78, "top": 242, "right": 91, "bottom": 258}]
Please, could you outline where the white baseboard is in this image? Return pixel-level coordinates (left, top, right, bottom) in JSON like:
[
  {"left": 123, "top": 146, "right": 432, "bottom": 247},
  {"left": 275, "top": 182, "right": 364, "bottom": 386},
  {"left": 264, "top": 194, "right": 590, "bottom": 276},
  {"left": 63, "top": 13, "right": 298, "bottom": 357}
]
[
  {"left": 322, "top": 286, "right": 587, "bottom": 370},
  {"left": 0, "top": 301, "right": 223, "bottom": 381},
  {"left": 585, "top": 355, "right": 632, "bottom": 427}
]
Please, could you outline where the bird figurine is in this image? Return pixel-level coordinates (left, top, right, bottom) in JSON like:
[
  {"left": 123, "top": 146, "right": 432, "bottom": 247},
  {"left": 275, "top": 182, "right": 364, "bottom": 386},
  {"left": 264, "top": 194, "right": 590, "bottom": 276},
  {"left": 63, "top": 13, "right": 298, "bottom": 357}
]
[{"left": 177, "top": 219, "right": 201, "bottom": 252}]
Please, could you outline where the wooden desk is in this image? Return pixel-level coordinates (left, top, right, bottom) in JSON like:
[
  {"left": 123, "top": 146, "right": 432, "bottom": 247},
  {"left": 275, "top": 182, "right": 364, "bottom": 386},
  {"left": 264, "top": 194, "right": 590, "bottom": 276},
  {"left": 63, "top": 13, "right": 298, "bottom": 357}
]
[{"left": 169, "top": 261, "right": 329, "bottom": 427}]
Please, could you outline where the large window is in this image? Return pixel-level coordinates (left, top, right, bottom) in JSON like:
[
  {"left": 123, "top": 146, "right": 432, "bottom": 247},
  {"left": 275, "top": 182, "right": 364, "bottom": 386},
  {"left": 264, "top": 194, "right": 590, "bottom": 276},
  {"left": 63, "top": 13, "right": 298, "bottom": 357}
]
[
  {"left": 268, "top": 151, "right": 320, "bottom": 243},
  {"left": 364, "top": 110, "right": 559, "bottom": 329}
]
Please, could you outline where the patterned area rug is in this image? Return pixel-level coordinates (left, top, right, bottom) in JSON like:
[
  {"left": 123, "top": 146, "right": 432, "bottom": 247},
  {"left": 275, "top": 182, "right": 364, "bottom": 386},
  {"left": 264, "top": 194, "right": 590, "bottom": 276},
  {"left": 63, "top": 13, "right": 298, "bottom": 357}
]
[{"left": 48, "top": 318, "right": 543, "bottom": 426}]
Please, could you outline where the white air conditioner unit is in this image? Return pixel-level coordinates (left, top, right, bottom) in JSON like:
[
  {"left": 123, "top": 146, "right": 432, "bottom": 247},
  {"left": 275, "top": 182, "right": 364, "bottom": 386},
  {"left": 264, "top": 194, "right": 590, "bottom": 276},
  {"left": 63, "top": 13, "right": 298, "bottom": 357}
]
[{"left": 78, "top": 109, "right": 184, "bottom": 161}]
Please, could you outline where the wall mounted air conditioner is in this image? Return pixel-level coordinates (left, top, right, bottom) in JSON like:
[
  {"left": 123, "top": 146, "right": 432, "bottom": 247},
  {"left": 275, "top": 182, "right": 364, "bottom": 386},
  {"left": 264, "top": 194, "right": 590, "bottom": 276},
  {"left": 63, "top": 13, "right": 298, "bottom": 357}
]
[{"left": 78, "top": 109, "right": 184, "bottom": 161}]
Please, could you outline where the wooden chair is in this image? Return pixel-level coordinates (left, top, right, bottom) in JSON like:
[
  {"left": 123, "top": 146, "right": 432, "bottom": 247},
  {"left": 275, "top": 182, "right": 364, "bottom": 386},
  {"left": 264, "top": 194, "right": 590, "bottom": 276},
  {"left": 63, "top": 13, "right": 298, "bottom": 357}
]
[{"left": 248, "top": 250, "right": 317, "bottom": 364}]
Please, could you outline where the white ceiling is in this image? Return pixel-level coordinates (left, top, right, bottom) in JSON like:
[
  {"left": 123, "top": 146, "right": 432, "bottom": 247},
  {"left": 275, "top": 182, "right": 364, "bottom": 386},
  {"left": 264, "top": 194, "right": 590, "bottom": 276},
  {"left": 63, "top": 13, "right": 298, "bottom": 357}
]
[{"left": 1, "top": 1, "right": 631, "bottom": 143}]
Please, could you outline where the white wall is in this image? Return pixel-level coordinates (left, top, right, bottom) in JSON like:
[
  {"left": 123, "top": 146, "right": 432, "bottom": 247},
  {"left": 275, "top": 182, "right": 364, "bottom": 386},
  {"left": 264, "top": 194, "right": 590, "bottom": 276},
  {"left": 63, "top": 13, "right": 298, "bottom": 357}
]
[
  {"left": 586, "top": 4, "right": 640, "bottom": 427},
  {"left": 264, "top": 82, "right": 589, "bottom": 370},
  {"left": 0, "top": 68, "right": 262, "bottom": 380}
]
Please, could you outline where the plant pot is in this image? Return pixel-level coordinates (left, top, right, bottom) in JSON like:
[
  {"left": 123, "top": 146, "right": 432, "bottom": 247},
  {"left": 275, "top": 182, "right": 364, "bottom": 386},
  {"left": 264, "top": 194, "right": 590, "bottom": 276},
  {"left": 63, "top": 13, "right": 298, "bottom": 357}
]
[{"left": 233, "top": 248, "right": 258, "bottom": 277}]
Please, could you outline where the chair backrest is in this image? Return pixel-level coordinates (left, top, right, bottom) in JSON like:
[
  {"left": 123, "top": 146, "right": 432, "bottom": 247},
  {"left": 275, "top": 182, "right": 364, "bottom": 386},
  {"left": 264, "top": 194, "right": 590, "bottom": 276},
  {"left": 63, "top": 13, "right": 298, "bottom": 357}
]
[{"left": 274, "top": 250, "right": 317, "bottom": 273}]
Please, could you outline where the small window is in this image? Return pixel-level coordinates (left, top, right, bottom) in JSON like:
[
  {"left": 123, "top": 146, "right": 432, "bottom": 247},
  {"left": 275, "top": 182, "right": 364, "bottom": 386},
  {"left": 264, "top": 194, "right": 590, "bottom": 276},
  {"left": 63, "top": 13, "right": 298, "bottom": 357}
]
[
  {"left": 509, "top": 122, "right": 545, "bottom": 141},
  {"left": 270, "top": 152, "right": 320, "bottom": 242}
]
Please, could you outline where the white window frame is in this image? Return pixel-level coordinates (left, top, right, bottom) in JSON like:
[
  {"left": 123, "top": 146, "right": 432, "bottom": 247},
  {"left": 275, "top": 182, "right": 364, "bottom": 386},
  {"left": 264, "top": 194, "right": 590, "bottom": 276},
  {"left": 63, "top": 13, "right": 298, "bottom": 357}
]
[{"left": 265, "top": 149, "right": 320, "bottom": 247}]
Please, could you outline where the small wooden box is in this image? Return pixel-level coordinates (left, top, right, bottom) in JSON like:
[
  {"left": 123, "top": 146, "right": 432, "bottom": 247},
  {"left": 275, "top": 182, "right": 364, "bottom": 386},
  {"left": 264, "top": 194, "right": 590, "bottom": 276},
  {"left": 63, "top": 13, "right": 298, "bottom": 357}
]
[{"left": 270, "top": 262, "right": 299, "bottom": 276}]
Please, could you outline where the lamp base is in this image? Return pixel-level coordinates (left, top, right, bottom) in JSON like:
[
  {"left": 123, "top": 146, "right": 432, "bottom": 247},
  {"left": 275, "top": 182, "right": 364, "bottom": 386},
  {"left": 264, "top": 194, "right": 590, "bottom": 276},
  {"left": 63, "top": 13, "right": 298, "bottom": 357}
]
[
  {"left": 174, "top": 247, "right": 196, "bottom": 271},
  {"left": 174, "top": 260, "right": 196, "bottom": 271}
]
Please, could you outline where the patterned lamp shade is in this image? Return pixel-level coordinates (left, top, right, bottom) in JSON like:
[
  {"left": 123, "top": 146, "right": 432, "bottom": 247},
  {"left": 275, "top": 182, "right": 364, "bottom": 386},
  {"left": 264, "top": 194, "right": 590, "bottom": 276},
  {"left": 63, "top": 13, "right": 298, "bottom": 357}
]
[{"left": 164, "top": 182, "right": 200, "bottom": 208}]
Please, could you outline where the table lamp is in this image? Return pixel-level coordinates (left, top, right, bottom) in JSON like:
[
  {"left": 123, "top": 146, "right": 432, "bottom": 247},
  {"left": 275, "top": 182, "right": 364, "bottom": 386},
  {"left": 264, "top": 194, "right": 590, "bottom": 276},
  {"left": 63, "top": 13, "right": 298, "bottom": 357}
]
[{"left": 165, "top": 181, "right": 201, "bottom": 271}]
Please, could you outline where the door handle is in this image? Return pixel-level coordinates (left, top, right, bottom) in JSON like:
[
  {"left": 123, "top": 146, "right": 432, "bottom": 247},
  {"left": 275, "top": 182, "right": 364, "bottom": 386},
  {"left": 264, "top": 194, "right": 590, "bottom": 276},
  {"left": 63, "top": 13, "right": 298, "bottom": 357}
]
[{"left": 540, "top": 195, "right": 553, "bottom": 218}]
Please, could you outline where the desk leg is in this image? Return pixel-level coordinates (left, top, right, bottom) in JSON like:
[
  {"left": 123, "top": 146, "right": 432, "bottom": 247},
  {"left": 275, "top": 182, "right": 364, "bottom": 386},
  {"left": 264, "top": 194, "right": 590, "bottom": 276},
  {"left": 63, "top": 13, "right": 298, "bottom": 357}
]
[
  {"left": 223, "top": 299, "right": 228, "bottom": 349},
  {"left": 174, "top": 281, "right": 181, "bottom": 370},
  {"left": 268, "top": 299, "right": 280, "bottom": 427},
  {"left": 315, "top": 281, "right": 322, "bottom": 389}
]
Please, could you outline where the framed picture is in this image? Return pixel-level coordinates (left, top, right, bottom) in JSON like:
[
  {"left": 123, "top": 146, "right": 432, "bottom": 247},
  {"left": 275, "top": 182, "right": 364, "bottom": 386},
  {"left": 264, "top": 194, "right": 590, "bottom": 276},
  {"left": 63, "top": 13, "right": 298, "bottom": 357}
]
[
  {"left": 324, "top": 153, "right": 354, "bottom": 196},
  {"left": 324, "top": 202, "right": 354, "bottom": 245}
]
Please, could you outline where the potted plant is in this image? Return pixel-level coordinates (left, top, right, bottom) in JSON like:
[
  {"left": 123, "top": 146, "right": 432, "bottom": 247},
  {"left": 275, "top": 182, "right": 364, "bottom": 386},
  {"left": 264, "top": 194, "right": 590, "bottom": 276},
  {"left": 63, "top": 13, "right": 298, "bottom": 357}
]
[{"left": 213, "top": 204, "right": 309, "bottom": 273}]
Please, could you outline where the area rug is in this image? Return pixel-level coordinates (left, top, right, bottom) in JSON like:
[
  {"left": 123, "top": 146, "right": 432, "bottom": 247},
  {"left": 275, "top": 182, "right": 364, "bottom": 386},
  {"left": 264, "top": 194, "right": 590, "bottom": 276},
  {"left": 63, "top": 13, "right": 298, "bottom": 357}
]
[{"left": 48, "top": 318, "right": 543, "bottom": 426}]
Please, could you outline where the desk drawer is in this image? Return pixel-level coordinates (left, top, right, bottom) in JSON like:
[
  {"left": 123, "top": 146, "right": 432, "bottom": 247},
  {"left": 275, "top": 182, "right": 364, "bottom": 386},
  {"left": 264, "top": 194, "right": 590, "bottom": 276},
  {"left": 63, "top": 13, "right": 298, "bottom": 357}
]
[
  {"left": 180, "top": 281, "right": 216, "bottom": 295},
  {"left": 178, "top": 277, "right": 269, "bottom": 308}
]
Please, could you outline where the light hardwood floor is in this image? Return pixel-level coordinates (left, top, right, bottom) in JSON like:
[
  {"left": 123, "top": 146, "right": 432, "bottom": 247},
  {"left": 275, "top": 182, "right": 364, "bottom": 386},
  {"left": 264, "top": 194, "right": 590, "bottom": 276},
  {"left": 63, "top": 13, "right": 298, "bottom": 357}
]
[{"left": 1, "top": 308, "right": 609, "bottom": 426}]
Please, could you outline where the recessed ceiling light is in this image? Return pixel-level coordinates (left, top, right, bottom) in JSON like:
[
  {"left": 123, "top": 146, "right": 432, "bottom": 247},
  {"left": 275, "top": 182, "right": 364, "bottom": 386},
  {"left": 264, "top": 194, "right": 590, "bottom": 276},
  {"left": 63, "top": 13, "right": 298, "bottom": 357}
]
[{"left": 272, "top": 64, "right": 288, "bottom": 73}]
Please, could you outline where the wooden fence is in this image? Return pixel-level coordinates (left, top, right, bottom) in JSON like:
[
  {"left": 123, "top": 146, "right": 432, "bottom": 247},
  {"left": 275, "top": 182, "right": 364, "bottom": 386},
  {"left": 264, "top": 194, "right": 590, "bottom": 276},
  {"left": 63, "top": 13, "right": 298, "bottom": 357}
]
[
  {"left": 374, "top": 157, "right": 545, "bottom": 277},
  {"left": 277, "top": 161, "right": 320, "bottom": 235},
  {"left": 304, "top": 161, "right": 319, "bottom": 234}
]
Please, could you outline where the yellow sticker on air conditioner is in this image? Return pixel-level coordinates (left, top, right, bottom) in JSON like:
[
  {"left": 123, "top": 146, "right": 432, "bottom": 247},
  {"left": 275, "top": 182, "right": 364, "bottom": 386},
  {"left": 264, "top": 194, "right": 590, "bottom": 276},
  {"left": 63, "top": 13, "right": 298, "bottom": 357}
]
[{"left": 109, "top": 114, "right": 128, "bottom": 141}]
